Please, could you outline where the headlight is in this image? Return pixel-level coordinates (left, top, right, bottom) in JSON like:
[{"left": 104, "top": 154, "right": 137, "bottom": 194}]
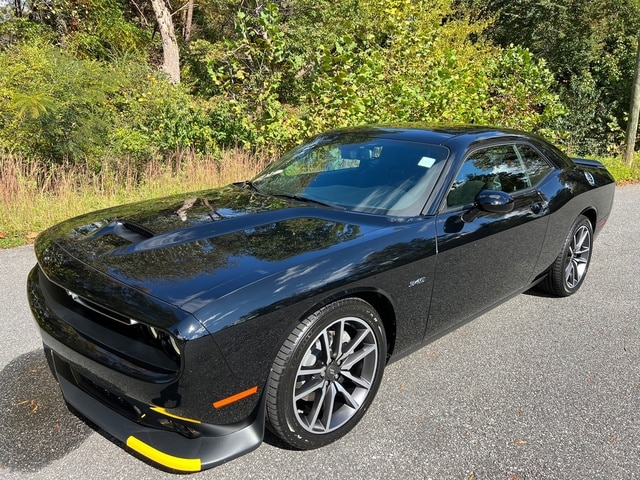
[
  {"left": 148, "top": 326, "right": 159, "bottom": 339},
  {"left": 168, "top": 335, "right": 181, "bottom": 356},
  {"left": 143, "top": 324, "right": 181, "bottom": 360}
]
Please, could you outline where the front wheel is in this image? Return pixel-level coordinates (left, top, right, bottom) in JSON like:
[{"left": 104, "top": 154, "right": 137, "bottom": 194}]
[
  {"left": 266, "top": 298, "right": 386, "bottom": 450},
  {"left": 541, "top": 215, "right": 593, "bottom": 297}
]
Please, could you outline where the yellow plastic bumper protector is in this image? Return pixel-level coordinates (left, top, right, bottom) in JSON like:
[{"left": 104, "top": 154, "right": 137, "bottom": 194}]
[
  {"left": 149, "top": 406, "right": 201, "bottom": 424},
  {"left": 126, "top": 436, "right": 201, "bottom": 472},
  {"left": 213, "top": 385, "right": 258, "bottom": 409}
]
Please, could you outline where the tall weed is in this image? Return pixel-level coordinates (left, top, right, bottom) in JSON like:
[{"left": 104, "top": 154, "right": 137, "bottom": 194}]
[{"left": 0, "top": 150, "right": 271, "bottom": 246}]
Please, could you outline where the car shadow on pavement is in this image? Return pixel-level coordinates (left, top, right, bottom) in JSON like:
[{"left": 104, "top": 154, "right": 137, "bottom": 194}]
[
  {"left": 0, "top": 349, "right": 92, "bottom": 473},
  {"left": 523, "top": 285, "right": 557, "bottom": 298}
]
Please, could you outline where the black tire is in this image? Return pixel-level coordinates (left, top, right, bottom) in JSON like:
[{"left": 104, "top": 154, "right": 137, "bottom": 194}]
[
  {"left": 266, "top": 298, "right": 386, "bottom": 450},
  {"left": 540, "top": 215, "right": 593, "bottom": 297}
]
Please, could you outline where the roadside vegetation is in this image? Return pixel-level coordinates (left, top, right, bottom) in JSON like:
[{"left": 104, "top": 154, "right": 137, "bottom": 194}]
[
  {"left": 1, "top": 0, "right": 640, "bottom": 248},
  {"left": 0, "top": 150, "right": 270, "bottom": 248}
]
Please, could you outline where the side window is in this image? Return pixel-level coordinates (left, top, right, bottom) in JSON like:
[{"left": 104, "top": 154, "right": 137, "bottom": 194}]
[
  {"left": 446, "top": 145, "right": 528, "bottom": 208},
  {"left": 515, "top": 144, "right": 553, "bottom": 185}
]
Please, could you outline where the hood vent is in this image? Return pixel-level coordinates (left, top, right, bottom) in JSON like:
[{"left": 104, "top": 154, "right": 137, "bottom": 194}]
[
  {"left": 87, "top": 220, "right": 155, "bottom": 243},
  {"left": 119, "top": 221, "right": 155, "bottom": 240}
]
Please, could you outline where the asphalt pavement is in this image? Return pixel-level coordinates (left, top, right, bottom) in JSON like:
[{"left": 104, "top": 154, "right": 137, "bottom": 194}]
[{"left": 1, "top": 185, "right": 639, "bottom": 480}]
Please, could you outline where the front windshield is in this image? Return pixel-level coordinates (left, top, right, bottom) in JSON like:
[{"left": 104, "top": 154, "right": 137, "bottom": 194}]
[{"left": 251, "top": 132, "right": 449, "bottom": 216}]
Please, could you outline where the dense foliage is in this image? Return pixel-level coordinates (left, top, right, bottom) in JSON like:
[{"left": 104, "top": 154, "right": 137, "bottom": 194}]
[
  {"left": 1, "top": 0, "right": 571, "bottom": 165},
  {"left": 460, "top": 0, "right": 640, "bottom": 155},
  {"left": 0, "top": 42, "right": 220, "bottom": 164}
]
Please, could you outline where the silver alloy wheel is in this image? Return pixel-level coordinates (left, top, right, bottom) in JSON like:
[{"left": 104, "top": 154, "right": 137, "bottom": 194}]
[
  {"left": 565, "top": 224, "right": 591, "bottom": 289},
  {"left": 293, "top": 316, "right": 379, "bottom": 434}
]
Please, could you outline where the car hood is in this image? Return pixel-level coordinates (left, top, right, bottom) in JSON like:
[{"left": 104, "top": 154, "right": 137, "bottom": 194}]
[{"left": 38, "top": 185, "right": 390, "bottom": 312}]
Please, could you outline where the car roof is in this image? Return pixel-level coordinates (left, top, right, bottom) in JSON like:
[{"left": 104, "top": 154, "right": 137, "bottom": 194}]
[{"left": 318, "top": 124, "right": 536, "bottom": 147}]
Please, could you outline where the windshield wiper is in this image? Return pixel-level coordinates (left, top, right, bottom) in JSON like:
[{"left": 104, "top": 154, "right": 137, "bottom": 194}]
[
  {"left": 271, "top": 194, "right": 344, "bottom": 210},
  {"left": 239, "top": 183, "right": 344, "bottom": 210},
  {"left": 240, "top": 180, "right": 261, "bottom": 193}
]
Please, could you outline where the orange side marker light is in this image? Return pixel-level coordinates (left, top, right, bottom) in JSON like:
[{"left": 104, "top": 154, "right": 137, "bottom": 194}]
[{"left": 213, "top": 386, "right": 258, "bottom": 409}]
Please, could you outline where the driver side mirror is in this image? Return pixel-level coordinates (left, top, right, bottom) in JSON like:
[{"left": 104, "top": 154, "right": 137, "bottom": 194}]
[{"left": 461, "top": 190, "right": 514, "bottom": 222}]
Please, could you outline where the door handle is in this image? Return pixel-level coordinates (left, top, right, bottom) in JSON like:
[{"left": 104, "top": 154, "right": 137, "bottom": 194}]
[{"left": 530, "top": 200, "right": 548, "bottom": 215}]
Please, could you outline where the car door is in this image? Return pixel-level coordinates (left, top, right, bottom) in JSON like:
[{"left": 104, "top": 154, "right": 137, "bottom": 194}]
[{"left": 424, "top": 142, "right": 553, "bottom": 340}]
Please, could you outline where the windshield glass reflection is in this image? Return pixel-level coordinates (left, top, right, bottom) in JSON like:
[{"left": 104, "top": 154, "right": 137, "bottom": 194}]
[{"left": 253, "top": 133, "right": 449, "bottom": 216}]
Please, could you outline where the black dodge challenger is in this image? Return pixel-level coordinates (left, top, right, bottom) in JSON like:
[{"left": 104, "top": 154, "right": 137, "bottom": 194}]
[{"left": 28, "top": 126, "right": 615, "bottom": 472}]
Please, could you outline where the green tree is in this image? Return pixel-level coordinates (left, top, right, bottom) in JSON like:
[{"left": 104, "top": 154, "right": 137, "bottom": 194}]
[
  {"left": 0, "top": 42, "right": 116, "bottom": 162},
  {"left": 461, "top": 0, "right": 640, "bottom": 154},
  {"left": 0, "top": 41, "right": 216, "bottom": 164},
  {"left": 301, "top": 0, "right": 562, "bottom": 132},
  {"left": 0, "top": 0, "right": 151, "bottom": 58},
  {"left": 188, "top": 0, "right": 563, "bottom": 149},
  {"left": 0, "top": 0, "right": 567, "bottom": 163}
]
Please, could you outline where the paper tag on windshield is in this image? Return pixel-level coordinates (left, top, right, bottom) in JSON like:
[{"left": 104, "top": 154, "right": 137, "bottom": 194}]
[{"left": 418, "top": 156, "right": 436, "bottom": 168}]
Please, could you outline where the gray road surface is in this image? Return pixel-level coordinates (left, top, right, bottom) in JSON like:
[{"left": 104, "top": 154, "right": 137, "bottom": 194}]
[{"left": 1, "top": 185, "right": 639, "bottom": 479}]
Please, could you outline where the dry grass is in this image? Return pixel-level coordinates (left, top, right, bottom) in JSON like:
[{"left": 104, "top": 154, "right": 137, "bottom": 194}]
[{"left": 0, "top": 149, "right": 271, "bottom": 246}]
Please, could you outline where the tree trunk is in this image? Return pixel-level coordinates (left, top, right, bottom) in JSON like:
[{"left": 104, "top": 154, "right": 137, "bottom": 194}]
[
  {"left": 13, "top": 0, "right": 25, "bottom": 17},
  {"left": 150, "top": 0, "right": 180, "bottom": 84},
  {"left": 183, "top": 0, "right": 194, "bottom": 43},
  {"left": 623, "top": 35, "right": 640, "bottom": 167}
]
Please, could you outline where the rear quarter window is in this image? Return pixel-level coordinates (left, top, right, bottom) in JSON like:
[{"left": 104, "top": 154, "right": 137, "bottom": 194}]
[{"left": 516, "top": 144, "right": 553, "bottom": 185}]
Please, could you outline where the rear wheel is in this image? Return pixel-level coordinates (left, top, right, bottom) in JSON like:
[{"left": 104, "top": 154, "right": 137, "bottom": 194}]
[
  {"left": 541, "top": 215, "right": 593, "bottom": 296},
  {"left": 266, "top": 298, "right": 386, "bottom": 450}
]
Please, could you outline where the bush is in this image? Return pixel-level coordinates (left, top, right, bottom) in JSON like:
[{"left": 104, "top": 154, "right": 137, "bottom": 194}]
[
  {"left": 0, "top": 42, "right": 217, "bottom": 166},
  {"left": 0, "top": 41, "right": 114, "bottom": 164},
  {"left": 599, "top": 155, "right": 640, "bottom": 184},
  {"left": 0, "top": 0, "right": 568, "bottom": 167},
  {"left": 191, "top": 0, "right": 566, "bottom": 149}
]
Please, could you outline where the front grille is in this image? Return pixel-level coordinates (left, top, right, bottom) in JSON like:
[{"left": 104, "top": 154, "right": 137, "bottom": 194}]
[
  {"left": 66, "top": 290, "right": 138, "bottom": 325},
  {"left": 73, "top": 369, "right": 141, "bottom": 420},
  {"left": 37, "top": 269, "right": 181, "bottom": 378},
  {"left": 69, "top": 364, "right": 201, "bottom": 439}
]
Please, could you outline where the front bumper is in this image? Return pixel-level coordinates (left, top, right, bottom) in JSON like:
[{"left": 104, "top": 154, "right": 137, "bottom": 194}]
[
  {"left": 28, "top": 261, "right": 266, "bottom": 472},
  {"left": 49, "top": 348, "right": 265, "bottom": 472}
]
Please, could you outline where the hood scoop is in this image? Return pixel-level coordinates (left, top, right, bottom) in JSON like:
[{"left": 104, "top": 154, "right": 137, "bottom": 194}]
[
  {"left": 118, "top": 221, "right": 155, "bottom": 240},
  {"left": 89, "top": 220, "right": 156, "bottom": 244}
]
